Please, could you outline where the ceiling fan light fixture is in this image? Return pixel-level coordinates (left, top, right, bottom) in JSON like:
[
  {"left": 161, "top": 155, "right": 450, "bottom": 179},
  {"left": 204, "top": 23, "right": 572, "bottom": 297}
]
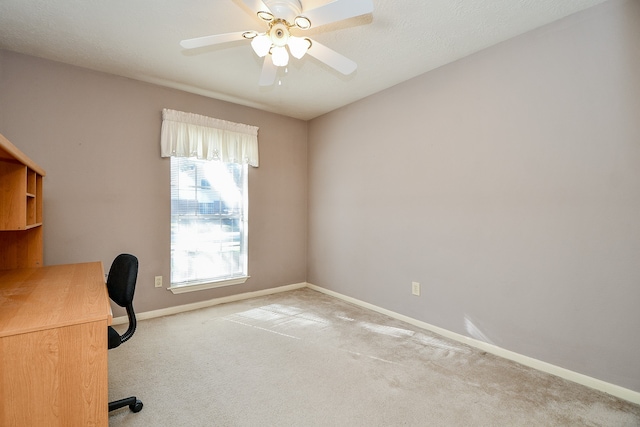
[
  {"left": 242, "top": 31, "right": 258, "bottom": 40},
  {"left": 294, "top": 16, "right": 311, "bottom": 30},
  {"left": 271, "top": 45, "right": 289, "bottom": 67},
  {"left": 257, "top": 10, "right": 274, "bottom": 22},
  {"left": 288, "top": 36, "right": 311, "bottom": 59},
  {"left": 269, "top": 21, "right": 290, "bottom": 47},
  {"left": 251, "top": 34, "right": 272, "bottom": 57}
]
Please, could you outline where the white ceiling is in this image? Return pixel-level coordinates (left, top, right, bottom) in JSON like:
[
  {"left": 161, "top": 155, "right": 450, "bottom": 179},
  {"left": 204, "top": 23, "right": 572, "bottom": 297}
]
[{"left": 0, "top": 0, "right": 608, "bottom": 120}]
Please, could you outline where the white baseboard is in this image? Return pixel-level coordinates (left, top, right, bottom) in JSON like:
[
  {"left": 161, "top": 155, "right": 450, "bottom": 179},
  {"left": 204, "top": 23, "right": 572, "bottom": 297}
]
[
  {"left": 114, "top": 281, "right": 639, "bottom": 405},
  {"left": 112, "top": 282, "right": 307, "bottom": 324},
  {"left": 306, "top": 283, "right": 640, "bottom": 405}
]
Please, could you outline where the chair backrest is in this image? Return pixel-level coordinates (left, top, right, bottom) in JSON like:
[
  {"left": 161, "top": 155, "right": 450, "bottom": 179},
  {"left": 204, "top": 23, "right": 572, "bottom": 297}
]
[{"left": 107, "top": 254, "right": 139, "bottom": 308}]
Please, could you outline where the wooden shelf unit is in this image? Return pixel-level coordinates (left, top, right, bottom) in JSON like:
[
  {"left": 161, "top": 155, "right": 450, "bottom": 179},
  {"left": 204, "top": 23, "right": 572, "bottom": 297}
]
[{"left": 0, "top": 133, "right": 45, "bottom": 269}]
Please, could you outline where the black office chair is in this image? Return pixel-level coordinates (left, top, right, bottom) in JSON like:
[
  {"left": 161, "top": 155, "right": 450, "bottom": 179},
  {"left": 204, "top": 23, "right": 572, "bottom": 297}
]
[{"left": 107, "top": 253, "right": 144, "bottom": 413}]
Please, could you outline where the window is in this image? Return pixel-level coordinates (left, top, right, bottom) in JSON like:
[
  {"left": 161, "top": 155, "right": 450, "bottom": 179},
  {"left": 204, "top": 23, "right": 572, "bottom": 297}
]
[
  {"left": 170, "top": 157, "right": 248, "bottom": 292},
  {"left": 160, "top": 108, "right": 258, "bottom": 294}
]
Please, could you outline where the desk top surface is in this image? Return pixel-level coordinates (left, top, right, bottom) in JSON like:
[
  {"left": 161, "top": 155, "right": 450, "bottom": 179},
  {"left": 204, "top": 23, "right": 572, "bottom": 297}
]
[{"left": 0, "top": 262, "right": 112, "bottom": 337}]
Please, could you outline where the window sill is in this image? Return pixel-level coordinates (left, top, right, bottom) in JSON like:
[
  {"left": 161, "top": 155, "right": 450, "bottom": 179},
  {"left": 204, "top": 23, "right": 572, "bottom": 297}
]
[{"left": 168, "top": 276, "right": 249, "bottom": 294}]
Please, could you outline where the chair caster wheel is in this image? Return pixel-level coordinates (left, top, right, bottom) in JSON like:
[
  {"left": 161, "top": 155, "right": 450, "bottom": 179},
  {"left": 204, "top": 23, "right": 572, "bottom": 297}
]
[{"left": 130, "top": 400, "right": 143, "bottom": 413}]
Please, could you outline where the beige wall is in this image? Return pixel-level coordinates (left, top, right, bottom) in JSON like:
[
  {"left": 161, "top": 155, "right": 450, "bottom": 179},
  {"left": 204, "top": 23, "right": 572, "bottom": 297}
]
[
  {"left": 307, "top": 0, "right": 640, "bottom": 392},
  {"left": 0, "top": 50, "right": 308, "bottom": 314}
]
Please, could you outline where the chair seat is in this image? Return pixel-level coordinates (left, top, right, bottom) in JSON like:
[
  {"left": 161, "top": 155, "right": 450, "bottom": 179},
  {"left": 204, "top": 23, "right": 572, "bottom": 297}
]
[{"left": 108, "top": 326, "right": 122, "bottom": 349}]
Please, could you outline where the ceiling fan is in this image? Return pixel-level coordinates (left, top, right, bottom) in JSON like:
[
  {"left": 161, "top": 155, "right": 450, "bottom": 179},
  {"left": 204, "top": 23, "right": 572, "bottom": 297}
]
[{"left": 180, "top": 0, "right": 374, "bottom": 86}]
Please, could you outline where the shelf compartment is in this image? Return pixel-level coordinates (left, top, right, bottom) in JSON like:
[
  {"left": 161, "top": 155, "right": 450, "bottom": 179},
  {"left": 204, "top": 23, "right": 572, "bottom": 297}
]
[
  {"left": 0, "top": 160, "right": 27, "bottom": 230},
  {"left": 0, "top": 133, "right": 46, "bottom": 269},
  {"left": 0, "top": 227, "right": 43, "bottom": 269}
]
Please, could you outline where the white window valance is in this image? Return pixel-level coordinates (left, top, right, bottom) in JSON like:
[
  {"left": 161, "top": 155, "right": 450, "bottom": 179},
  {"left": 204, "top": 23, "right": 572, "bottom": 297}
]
[{"left": 161, "top": 108, "right": 259, "bottom": 167}]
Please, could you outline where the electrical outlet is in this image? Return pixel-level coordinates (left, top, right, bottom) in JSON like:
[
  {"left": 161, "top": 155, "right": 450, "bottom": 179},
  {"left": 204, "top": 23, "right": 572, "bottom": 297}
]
[
  {"left": 412, "top": 281, "right": 420, "bottom": 296},
  {"left": 154, "top": 276, "right": 163, "bottom": 288}
]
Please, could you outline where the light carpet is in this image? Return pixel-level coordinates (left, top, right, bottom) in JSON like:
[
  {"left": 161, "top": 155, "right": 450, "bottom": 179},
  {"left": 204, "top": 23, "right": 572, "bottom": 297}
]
[{"left": 108, "top": 288, "right": 640, "bottom": 426}]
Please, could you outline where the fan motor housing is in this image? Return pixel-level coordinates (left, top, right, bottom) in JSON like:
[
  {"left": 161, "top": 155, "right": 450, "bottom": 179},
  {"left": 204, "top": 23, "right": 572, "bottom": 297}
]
[{"left": 263, "top": 0, "right": 302, "bottom": 23}]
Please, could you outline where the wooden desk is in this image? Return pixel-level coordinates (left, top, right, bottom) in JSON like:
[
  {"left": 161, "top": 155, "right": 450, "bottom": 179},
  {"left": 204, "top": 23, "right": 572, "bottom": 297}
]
[{"left": 0, "top": 262, "right": 112, "bottom": 426}]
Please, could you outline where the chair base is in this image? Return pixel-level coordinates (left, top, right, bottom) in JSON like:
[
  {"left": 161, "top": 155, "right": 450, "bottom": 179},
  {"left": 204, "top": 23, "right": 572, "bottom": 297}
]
[{"left": 109, "top": 396, "right": 143, "bottom": 413}]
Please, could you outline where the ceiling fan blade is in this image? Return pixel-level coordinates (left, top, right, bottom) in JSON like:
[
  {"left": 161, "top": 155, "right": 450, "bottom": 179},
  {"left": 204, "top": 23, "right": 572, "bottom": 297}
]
[
  {"left": 180, "top": 32, "right": 246, "bottom": 49},
  {"left": 301, "top": 0, "right": 373, "bottom": 28},
  {"left": 306, "top": 40, "right": 357, "bottom": 75},
  {"left": 240, "top": 0, "right": 271, "bottom": 15},
  {"left": 259, "top": 55, "right": 277, "bottom": 86}
]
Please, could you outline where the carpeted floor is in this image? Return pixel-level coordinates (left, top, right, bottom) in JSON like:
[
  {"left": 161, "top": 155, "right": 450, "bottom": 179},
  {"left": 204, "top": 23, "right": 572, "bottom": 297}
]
[{"left": 108, "top": 288, "right": 640, "bottom": 426}]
